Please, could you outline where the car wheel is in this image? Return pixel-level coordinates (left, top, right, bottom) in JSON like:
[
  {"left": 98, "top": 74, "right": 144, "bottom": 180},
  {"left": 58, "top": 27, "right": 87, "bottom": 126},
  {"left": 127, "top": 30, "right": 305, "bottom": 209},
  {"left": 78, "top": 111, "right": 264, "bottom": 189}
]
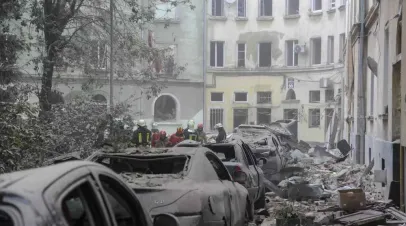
[{"left": 254, "top": 187, "right": 266, "bottom": 209}]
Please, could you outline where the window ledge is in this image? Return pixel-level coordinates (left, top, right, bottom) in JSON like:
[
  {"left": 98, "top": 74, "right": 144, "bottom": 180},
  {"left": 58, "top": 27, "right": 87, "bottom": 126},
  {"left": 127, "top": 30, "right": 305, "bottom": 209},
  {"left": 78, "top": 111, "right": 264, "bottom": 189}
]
[
  {"left": 309, "top": 101, "right": 320, "bottom": 104},
  {"left": 235, "top": 17, "right": 248, "bottom": 21},
  {"left": 308, "top": 11, "right": 323, "bottom": 17},
  {"left": 327, "top": 8, "right": 336, "bottom": 14},
  {"left": 282, "top": 99, "right": 300, "bottom": 104},
  {"left": 209, "top": 16, "right": 227, "bottom": 21},
  {"left": 284, "top": 14, "right": 300, "bottom": 19},
  {"left": 154, "top": 18, "right": 181, "bottom": 24},
  {"left": 257, "top": 16, "right": 274, "bottom": 21},
  {"left": 338, "top": 5, "right": 346, "bottom": 11}
]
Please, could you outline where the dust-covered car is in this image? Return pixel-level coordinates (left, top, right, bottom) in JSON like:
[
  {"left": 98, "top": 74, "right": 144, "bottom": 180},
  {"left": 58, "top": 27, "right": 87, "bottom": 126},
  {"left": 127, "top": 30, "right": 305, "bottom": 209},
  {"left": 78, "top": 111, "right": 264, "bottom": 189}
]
[
  {"left": 0, "top": 161, "right": 177, "bottom": 226},
  {"left": 86, "top": 147, "right": 254, "bottom": 226}
]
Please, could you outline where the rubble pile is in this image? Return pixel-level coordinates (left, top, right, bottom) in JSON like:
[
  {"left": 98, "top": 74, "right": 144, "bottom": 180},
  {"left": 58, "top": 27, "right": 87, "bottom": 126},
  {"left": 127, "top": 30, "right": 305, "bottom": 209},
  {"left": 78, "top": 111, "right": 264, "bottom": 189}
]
[{"left": 259, "top": 142, "right": 395, "bottom": 226}]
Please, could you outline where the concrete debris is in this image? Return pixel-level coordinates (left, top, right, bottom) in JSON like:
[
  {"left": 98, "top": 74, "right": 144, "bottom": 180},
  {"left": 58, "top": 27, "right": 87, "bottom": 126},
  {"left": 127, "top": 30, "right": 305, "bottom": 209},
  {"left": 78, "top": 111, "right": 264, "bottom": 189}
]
[{"left": 261, "top": 139, "right": 390, "bottom": 226}]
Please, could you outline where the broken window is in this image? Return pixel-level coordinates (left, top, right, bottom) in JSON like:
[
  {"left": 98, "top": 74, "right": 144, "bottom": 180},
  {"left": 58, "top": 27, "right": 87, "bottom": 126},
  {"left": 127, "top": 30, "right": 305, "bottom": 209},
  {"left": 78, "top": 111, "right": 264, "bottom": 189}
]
[
  {"left": 311, "top": 37, "right": 322, "bottom": 65},
  {"left": 212, "top": 0, "right": 224, "bottom": 16},
  {"left": 325, "top": 89, "right": 335, "bottom": 102},
  {"left": 258, "top": 42, "right": 272, "bottom": 67},
  {"left": 92, "top": 94, "right": 107, "bottom": 104},
  {"left": 237, "top": 43, "right": 246, "bottom": 67},
  {"left": 237, "top": 0, "right": 246, "bottom": 17},
  {"left": 233, "top": 108, "right": 248, "bottom": 128},
  {"left": 155, "top": 1, "right": 176, "bottom": 19},
  {"left": 159, "top": 45, "right": 176, "bottom": 75},
  {"left": 234, "top": 92, "right": 248, "bottom": 102},
  {"left": 154, "top": 95, "right": 177, "bottom": 122},
  {"left": 259, "top": 0, "right": 272, "bottom": 17},
  {"left": 90, "top": 40, "right": 108, "bottom": 69},
  {"left": 330, "top": 0, "right": 336, "bottom": 9},
  {"left": 286, "top": 89, "right": 296, "bottom": 100},
  {"left": 309, "top": 108, "right": 320, "bottom": 127},
  {"left": 286, "top": 0, "right": 299, "bottom": 15},
  {"left": 338, "top": 33, "right": 345, "bottom": 63},
  {"left": 210, "top": 41, "right": 224, "bottom": 67},
  {"left": 325, "top": 108, "right": 334, "bottom": 131},
  {"left": 286, "top": 40, "right": 298, "bottom": 66},
  {"left": 210, "top": 108, "right": 224, "bottom": 130},
  {"left": 309, "top": 90, "right": 320, "bottom": 103},
  {"left": 284, "top": 109, "right": 298, "bottom": 120},
  {"left": 257, "top": 108, "right": 271, "bottom": 125},
  {"left": 211, "top": 92, "right": 223, "bottom": 101},
  {"left": 257, "top": 92, "right": 272, "bottom": 104},
  {"left": 327, "top": 36, "right": 334, "bottom": 64},
  {"left": 311, "top": 0, "right": 322, "bottom": 11}
]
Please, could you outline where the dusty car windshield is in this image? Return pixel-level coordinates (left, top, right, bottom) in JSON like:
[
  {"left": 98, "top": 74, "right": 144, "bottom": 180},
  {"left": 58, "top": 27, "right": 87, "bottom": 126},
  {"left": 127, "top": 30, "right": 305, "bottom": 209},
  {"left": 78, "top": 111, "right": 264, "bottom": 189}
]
[
  {"left": 98, "top": 155, "right": 188, "bottom": 175},
  {"left": 207, "top": 146, "right": 237, "bottom": 162}
]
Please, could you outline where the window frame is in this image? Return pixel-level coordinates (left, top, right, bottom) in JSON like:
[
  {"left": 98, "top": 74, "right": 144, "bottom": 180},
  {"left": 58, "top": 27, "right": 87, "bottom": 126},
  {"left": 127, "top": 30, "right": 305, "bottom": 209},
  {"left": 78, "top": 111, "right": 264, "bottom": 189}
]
[
  {"left": 212, "top": 0, "right": 224, "bottom": 16},
  {"left": 285, "top": 0, "right": 299, "bottom": 15},
  {"left": 210, "top": 41, "right": 225, "bottom": 68},
  {"left": 310, "top": 37, "right": 322, "bottom": 65},
  {"left": 210, "top": 92, "right": 224, "bottom": 102},
  {"left": 309, "top": 90, "right": 321, "bottom": 103},
  {"left": 311, "top": 0, "right": 323, "bottom": 12},
  {"left": 258, "top": 42, "right": 272, "bottom": 67},
  {"left": 234, "top": 92, "right": 248, "bottom": 102},
  {"left": 205, "top": 152, "right": 232, "bottom": 181},
  {"left": 237, "top": 42, "right": 246, "bottom": 68},
  {"left": 90, "top": 40, "right": 108, "bottom": 70},
  {"left": 233, "top": 108, "right": 249, "bottom": 128},
  {"left": 259, "top": 0, "right": 273, "bottom": 17},
  {"left": 257, "top": 92, "right": 272, "bottom": 104},
  {"left": 237, "top": 0, "right": 247, "bottom": 17},
  {"left": 308, "top": 108, "right": 321, "bottom": 128},
  {"left": 154, "top": 1, "right": 177, "bottom": 19},
  {"left": 338, "top": 33, "right": 345, "bottom": 63},
  {"left": 325, "top": 89, "right": 335, "bottom": 102},
  {"left": 210, "top": 108, "right": 224, "bottom": 130},
  {"left": 330, "top": 0, "right": 336, "bottom": 9},
  {"left": 327, "top": 36, "right": 335, "bottom": 64},
  {"left": 257, "top": 108, "right": 272, "bottom": 125},
  {"left": 285, "top": 40, "right": 299, "bottom": 66}
]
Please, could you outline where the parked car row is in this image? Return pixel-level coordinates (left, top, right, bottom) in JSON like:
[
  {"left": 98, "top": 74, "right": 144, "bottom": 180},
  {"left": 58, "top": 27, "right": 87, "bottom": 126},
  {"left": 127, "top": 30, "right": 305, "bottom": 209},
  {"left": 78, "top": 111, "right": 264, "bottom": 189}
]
[{"left": 0, "top": 136, "right": 266, "bottom": 226}]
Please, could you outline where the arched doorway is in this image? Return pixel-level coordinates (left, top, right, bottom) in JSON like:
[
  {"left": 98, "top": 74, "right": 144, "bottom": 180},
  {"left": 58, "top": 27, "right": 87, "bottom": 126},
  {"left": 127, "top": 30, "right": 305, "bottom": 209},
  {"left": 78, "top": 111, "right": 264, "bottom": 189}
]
[
  {"left": 286, "top": 89, "right": 296, "bottom": 100},
  {"left": 92, "top": 94, "right": 107, "bottom": 103},
  {"left": 154, "top": 94, "right": 177, "bottom": 122}
]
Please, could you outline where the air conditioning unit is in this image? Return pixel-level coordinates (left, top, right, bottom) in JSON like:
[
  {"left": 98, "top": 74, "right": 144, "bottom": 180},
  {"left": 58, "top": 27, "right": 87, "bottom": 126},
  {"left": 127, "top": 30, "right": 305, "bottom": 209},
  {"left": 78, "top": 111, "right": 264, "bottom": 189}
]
[
  {"left": 294, "top": 44, "right": 307, "bottom": 53},
  {"left": 319, "top": 78, "right": 330, "bottom": 88}
]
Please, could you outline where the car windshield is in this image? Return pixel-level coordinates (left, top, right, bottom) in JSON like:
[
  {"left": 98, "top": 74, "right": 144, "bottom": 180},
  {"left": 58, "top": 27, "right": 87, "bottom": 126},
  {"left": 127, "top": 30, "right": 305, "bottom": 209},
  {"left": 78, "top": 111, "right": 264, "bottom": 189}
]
[
  {"left": 206, "top": 146, "right": 237, "bottom": 162},
  {"left": 98, "top": 155, "right": 189, "bottom": 175}
]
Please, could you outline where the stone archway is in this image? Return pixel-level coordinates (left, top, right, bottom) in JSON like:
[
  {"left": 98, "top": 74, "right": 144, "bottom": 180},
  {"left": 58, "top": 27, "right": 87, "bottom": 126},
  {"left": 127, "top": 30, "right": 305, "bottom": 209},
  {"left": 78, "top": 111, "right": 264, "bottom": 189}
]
[
  {"left": 286, "top": 89, "right": 296, "bottom": 100},
  {"left": 152, "top": 93, "right": 180, "bottom": 122},
  {"left": 92, "top": 94, "right": 107, "bottom": 103}
]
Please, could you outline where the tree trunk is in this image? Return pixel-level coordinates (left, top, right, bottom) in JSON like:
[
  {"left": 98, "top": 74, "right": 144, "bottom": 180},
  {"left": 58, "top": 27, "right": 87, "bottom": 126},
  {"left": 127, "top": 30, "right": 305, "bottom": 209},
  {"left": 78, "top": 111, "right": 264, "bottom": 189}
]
[{"left": 39, "top": 50, "right": 55, "bottom": 115}]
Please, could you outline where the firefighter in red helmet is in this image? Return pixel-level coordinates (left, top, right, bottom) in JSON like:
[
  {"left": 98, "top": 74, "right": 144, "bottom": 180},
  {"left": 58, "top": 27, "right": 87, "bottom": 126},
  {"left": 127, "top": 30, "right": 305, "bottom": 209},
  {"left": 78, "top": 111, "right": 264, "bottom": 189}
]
[
  {"left": 155, "top": 130, "right": 171, "bottom": 148},
  {"left": 169, "top": 127, "right": 185, "bottom": 146}
]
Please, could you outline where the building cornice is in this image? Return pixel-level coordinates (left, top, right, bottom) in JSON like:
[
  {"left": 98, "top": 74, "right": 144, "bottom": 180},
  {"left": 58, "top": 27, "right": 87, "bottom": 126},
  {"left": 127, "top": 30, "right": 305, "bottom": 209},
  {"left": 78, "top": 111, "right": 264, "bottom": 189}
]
[
  {"left": 208, "top": 64, "right": 344, "bottom": 75},
  {"left": 19, "top": 75, "right": 203, "bottom": 87}
]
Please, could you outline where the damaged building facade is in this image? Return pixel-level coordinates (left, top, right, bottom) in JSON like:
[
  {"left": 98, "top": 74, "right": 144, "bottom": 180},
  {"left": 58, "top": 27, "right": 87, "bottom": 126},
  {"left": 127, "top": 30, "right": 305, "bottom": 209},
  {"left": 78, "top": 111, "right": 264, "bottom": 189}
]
[
  {"left": 205, "top": 0, "right": 346, "bottom": 143},
  {"left": 14, "top": 0, "right": 204, "bottom": 133},
  {"left": 343, "top": 0, "right": 406, "bottom": 209}
]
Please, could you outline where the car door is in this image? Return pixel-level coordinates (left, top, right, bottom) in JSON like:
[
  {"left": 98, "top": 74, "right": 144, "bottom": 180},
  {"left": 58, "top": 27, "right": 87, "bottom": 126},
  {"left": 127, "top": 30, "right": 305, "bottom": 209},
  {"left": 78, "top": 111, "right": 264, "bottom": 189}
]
[
  {"left": 88, "top": 165, "right": 150, "bottom": 226},
  {"left": 206, "top": 152, "right": 244, "bottom": 226},
  {"left": 43, "top": 166, "right": 111, "bottom": 226},
  {"left": 235, "top": 144, "right": 257, "bottom": 201},
  {"left": 243, "top": 143, "right": 265, "bottom": 197},
  {"left": 239, "top": 143, "right": 260, "bottom": 200}
]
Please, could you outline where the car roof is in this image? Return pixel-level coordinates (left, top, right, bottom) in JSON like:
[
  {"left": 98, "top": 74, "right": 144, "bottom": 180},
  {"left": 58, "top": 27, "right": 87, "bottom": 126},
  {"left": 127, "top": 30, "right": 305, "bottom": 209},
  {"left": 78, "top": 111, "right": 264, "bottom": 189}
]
[
  {"left": 95, "top": 146, "right": 202, "bottom": 157},
  {"left": 0, "top": 161, "right": 100, "bottom": 192},
  {"left": 237, "top": 124, "right": 267, "bottom": 129}
]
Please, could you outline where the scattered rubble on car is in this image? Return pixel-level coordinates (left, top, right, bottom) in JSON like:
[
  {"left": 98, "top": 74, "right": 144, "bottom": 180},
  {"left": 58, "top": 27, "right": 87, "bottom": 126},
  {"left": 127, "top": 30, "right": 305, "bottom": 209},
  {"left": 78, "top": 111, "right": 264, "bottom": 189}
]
[{"left": 256, "top": 139, "right": 405, "bottom": 226}]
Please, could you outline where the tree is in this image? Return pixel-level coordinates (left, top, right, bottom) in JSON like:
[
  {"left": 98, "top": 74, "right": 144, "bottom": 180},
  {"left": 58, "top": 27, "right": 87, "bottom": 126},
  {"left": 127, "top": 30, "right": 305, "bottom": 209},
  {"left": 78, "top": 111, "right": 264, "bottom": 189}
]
[{"left": 29, "top": 0, "right": 194, "bottom": 115}]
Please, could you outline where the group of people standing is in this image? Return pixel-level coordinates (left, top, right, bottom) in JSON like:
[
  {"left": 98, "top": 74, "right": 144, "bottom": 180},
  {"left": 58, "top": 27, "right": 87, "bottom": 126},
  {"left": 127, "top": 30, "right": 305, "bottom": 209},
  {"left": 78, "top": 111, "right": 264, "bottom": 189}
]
[{"left": 132, "top": 119, "right": 227, "bottom": 148}]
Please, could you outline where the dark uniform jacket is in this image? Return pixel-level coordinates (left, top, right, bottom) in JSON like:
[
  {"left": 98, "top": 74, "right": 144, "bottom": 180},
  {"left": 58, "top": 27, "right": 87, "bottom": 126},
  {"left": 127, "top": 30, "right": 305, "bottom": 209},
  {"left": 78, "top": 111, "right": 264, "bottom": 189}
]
[
  {"left": 216, "top": 128, "right": 227, "bottom": 143},
  {"left": 132, "top": 126, "right": 152, "bottom": 147},
  {"left": 184, "top": 129, "right": 198, "bottom": 141}
]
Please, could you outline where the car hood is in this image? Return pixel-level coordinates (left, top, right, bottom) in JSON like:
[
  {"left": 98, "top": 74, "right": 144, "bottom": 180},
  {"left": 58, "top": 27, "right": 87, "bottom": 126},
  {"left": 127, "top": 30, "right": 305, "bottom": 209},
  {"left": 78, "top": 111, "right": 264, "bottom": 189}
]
[{"left": 120, "top": 173, "right": 200, "bottom": 213}]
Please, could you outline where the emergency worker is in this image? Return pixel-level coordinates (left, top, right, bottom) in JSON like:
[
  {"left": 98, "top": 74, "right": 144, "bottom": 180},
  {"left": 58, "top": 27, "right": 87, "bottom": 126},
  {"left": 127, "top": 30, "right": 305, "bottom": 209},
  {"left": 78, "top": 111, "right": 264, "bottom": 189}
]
[
  {"left": 155, "top": 131, "right": 171, "bottom": 148},
  {"left": 131, "top": 119, "right": 152, "bottom": 147},
  {"left": 196, "top": 123, "right": 207, "bottom": 144},
  {"left": 151, "top": 123, "right": 160, "bottom": 147},
  {"left": 169, "top": 127, "right": 185, "bottom": 146},
  {"left": 215, "top": 123, "right": 227, "bottom": 143},
  {"left": 184, "top": 120, "right": 198, "bottom": 141}
]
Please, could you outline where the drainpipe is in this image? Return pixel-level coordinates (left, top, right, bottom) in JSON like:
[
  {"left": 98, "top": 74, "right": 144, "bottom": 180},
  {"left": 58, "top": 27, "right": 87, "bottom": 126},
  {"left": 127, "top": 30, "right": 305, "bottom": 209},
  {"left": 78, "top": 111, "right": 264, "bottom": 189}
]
[
  {"left": 202, "top": 0, "right": 207, "bottom": 129},
  {"left": 356, "top": 0, "right": 366, "bottom": 164}
]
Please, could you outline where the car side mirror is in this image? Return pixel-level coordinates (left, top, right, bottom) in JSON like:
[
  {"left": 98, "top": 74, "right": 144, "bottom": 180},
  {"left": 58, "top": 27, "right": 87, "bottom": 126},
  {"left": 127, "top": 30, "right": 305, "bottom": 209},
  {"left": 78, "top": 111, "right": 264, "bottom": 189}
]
[
  {"left": 153, "top": 213, "right": 179, "bottom": 226},
  {"left": 258, "top": 157, "right": 267, "bottom": 166}
]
